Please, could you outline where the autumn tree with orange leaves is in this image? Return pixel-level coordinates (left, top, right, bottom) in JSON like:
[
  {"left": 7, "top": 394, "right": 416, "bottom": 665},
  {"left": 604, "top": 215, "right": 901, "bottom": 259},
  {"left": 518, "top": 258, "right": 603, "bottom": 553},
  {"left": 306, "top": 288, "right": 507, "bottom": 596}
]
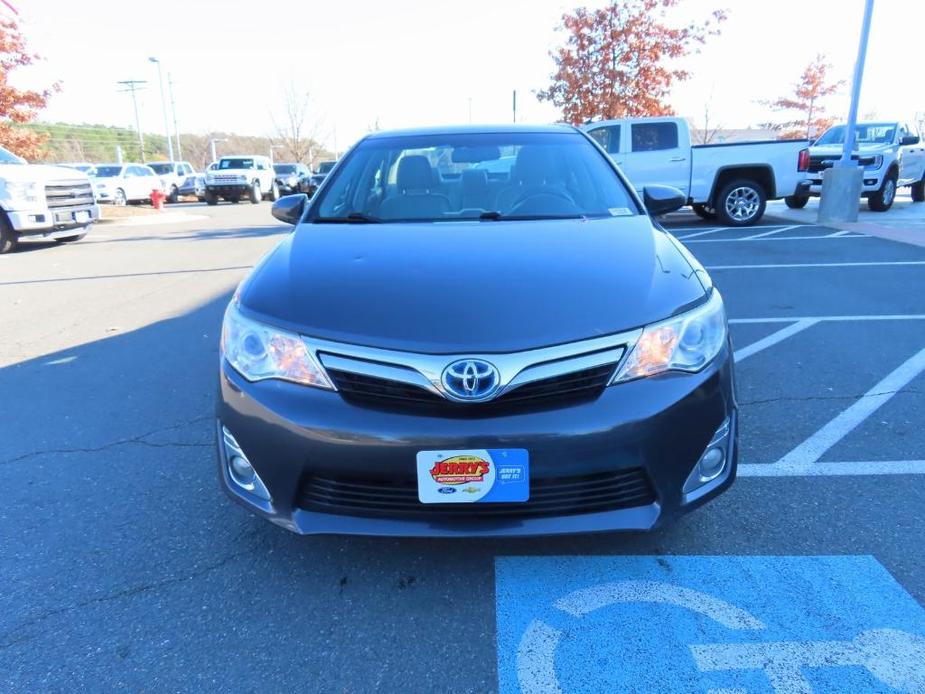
[
  {"left": 0, "top": 17, "right": 57, "bottom": 160},
  {"left": 538, "top": 0, "right": 727, "bottom": 124},
  {"left": 762, "top": 55, "right": 844, "bottom": 140}
]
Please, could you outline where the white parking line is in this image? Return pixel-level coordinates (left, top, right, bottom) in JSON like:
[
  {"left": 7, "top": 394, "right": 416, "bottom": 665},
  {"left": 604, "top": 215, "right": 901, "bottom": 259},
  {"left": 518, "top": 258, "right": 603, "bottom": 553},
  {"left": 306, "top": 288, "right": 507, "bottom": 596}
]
[
  {"left": 742, "top": 224, "right": 801, "bottom": 240},
  {"left": 733, "top": 319, "right": 819, "bottom": 362},
  {"left": 671, "top": 224, "right": 798, "bottom": 233},
  {"left": 730, "top": 315, "right": 925, "bottom": 324},
  {"left": 825, "top": 230, "right": 854, "bottom": 237},
  {"left": 739, "top": 460, "right": 925, "bottom": 476},
  {"left": 686, "top": 235, "right": 867, "bottom": 244},
  {"left": 674, "top": 227, "right": 724, "bottom": 239},
  {"left": 744, "top": 346, "right": 925, "bottom": 476},
  {"left": 706, "top": 261, "right": 925, "bottom": 270}
]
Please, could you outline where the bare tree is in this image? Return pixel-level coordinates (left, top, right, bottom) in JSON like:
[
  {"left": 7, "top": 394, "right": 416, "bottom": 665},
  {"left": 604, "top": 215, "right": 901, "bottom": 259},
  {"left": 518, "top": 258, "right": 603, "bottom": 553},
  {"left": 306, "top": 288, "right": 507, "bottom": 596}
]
[
  {"left": 271, "top": 82, "right": 325, "bottom": 165},
  {"left": 691, "top": 98, "right": 722, "bottom": 145}
]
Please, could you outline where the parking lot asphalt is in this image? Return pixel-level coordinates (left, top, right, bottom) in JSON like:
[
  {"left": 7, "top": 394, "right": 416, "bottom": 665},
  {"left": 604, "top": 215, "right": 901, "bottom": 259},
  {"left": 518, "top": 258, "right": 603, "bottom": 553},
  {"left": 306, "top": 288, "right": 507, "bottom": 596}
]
[{"left": 2, "top": 203, "right": 924, "bottom": 691}]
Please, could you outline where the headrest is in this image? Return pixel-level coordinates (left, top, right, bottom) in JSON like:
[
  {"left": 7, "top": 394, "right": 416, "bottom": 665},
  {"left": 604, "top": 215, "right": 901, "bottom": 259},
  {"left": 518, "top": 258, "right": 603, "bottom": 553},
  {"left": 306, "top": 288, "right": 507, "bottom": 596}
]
[{"left": 397, "top": 155, "right": 434, "bottom": 192}]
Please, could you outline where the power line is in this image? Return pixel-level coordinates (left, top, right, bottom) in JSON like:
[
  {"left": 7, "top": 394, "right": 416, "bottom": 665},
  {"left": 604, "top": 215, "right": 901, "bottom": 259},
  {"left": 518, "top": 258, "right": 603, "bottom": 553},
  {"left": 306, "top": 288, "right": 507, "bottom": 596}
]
[{"left": 116, "top": 79, "right": 148, "bottom": 163}]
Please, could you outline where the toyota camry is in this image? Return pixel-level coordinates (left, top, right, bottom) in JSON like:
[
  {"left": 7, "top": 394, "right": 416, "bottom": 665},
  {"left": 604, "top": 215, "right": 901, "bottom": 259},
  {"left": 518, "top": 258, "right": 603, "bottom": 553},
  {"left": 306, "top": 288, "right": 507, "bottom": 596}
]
[{"left": 216, "top": 125, "right": 736, "bottom": 536}]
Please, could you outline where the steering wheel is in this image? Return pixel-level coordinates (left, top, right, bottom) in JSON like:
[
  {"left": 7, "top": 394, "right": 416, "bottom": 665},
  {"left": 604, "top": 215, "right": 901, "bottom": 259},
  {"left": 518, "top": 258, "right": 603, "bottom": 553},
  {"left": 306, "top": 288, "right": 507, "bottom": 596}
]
[{"left": 509, "top": 190, "right": 579, "bottom": 216}]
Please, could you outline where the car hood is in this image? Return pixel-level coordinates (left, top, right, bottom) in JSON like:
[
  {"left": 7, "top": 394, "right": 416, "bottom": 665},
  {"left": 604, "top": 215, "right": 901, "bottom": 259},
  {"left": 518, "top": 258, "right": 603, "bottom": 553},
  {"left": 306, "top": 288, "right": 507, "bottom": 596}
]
[
  {"left": 810, "top": 143, "right": 893, "bottom": 156},
  {"left": 0, "top": 163, "right": 91, "bottom": 184},
  {"left": 240, "top": 217, "right": 707, "bottom": 353}
]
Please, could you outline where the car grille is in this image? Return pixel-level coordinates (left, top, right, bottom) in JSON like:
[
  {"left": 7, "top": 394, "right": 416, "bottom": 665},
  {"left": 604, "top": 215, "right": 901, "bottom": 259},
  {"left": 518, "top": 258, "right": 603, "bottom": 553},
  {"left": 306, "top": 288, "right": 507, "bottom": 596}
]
[
  {"left": 45, "top": 181, "right": 95, "bottom": 208},
  {"left": 210, "top": 174, "right": 245, "bottom": 184},
  {"left": 327, "top": 362, "right": 617, "bottom": 413},
  {"left": 297, "top": 468, "right": 656, "bottom": 520}
]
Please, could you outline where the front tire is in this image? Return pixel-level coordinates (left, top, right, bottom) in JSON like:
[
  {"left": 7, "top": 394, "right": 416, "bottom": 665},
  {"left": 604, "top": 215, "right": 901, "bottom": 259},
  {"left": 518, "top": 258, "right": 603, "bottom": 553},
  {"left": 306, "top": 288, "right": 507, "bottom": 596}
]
[
  {"left": 266, "top": 181, "right": 280, "bottom": 201},
  {"left": 204, "top": 190, "right": 218, "bottom": 206},
  {"left": 113, "top": 188, "right": 127, "bottom": 206},
  {"left": 911, "top": 174, "right": 925, "bottom": 203},
  {"left": 0, "top": 215, "right": 18, "bottom": 254},
  {"left": 715, "top": 179, "right": 766, "bottom": 227},
  {"left": 168, "top": 185, "right": 179, "bottom": 204},
  {"left": 868, "top": 172, "right": 897, "bottom": 212},
  {"left": 784, "top": 195, "right": 809, "bottom": 209},
  {"left": 249, "top": 180, "right": 262, "bottom": 204},
  {"left": 691, "top": 203, "right": 716, "bottom": 220}
]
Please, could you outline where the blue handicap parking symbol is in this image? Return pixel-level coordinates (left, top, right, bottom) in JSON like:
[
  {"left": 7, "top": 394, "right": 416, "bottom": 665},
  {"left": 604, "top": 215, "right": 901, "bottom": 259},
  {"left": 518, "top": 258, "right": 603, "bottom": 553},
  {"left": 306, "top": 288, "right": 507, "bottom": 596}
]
[{"left": 495, "top": 556, "right": 925, "bottom": 693}]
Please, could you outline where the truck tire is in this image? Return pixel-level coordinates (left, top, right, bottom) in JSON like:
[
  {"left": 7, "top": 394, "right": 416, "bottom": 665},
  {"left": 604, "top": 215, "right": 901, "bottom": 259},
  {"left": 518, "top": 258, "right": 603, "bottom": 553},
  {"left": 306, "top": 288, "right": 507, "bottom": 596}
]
[
  {"left": 868, "top": 171, "right": 897, "bottom": 212},
  {"left": 267, "top": 181, "right": 280, "bottom": 202},
  {"left": 168, "top": 185, "right": 179, "bottom": 204},
  {"left": 205, "top": 190, "right": 218, "bottom": 206},
  {"left": 0, "top": 214, "right": 18, "bottom": 254},
  {"left": 691, "top": 203, "right": 716, "bottom": 220},
  {"left": 715, "top": 179, "right": 766, "bottom": 227},
  {"left": 911, "top": 174, "right": 925, "bottom": 203},
  {"left": 784, "top": 195, "right": 810, "bottom": 209},
  {"left": 249, "top": 180, "right": 262, "bottom": 204}
]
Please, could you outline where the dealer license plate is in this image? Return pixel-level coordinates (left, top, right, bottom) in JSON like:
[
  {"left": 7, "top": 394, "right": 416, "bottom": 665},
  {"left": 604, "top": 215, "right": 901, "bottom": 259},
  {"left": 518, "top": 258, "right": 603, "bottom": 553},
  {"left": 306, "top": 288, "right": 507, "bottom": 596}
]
[{"left": 416, "top": 449, "right": 529, "bottom": 503}]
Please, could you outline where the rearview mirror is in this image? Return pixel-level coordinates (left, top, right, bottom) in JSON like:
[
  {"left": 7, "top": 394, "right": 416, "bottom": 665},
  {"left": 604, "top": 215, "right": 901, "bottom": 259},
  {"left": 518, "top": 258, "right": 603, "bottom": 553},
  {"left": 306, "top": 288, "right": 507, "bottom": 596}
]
[
  {"left": 271, "top": 193, "right": 307, "bottom": 225},
  {"left": 901, "top": 135, "right": 920, "bottom": 146},
  {"left": 643, "top": 185, "right": 686, "bottom": 217}
]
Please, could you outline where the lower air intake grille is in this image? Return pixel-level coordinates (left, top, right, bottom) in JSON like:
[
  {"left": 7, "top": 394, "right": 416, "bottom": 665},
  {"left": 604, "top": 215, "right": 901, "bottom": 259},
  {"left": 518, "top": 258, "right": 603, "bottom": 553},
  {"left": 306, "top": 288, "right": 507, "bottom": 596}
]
[{"left": 297, "top": 468, "right": 656, "bottom": 520}]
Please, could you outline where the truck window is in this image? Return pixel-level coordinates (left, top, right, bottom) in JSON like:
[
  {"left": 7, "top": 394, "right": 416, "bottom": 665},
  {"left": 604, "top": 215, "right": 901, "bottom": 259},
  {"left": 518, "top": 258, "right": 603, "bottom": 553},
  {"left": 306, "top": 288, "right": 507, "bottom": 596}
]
[
  {"left": 631, "top": 122, "right": 679, "bottom": 152},
  {"left": 588, "top": 125, "right": 620, "bottom": 154}
]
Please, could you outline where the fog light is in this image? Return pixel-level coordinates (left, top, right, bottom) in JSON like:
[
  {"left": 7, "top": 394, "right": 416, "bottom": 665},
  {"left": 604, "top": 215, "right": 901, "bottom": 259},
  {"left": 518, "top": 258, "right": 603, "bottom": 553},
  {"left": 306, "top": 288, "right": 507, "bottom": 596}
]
[
  {"left": 683, "top": 417, "right": 731, "bottom": 494},
  {"left": 698, "top": 447, "right": 725, "bottom": 481},
  {"left": 221, "top": 425, "right": 271, "bottom": 501}
]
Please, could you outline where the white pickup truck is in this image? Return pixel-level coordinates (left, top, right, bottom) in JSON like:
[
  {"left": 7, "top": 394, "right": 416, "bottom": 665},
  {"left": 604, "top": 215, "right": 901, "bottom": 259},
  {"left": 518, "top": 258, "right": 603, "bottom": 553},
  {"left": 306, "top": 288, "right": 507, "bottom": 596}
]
[
  {"left": 583, "top": 117, "right": 810, "bottom": 226},
  {"left": 0, "top": 145, "right": 99, "bottom": 254}
]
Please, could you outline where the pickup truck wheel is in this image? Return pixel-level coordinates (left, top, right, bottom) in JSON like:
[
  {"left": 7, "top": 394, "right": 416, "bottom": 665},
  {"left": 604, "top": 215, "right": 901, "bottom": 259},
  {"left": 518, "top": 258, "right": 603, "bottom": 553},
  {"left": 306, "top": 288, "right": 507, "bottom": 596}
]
[
  {"left": 249, "top": 180, "right": 262, "bottom": 204},
  {"left": 0, "top": 215, "right": 18, "bottom": 254},
  {"left": 691, "top": 203, "right": 716, "bottom": 220},
  {"left": 784, "top": 195, "right": 810, "bottom": 209},
  {"left": 204, "top": 190, "right": 218, "bottom": 206},
  {"left": 267, "top": 181, "right": 280, "bottom": 201},
  {"left": 715, "top": 179, "right": 766, "bottom": 226},
  {"left": 168, "top": 185, "right": 179, "bottom": 204},
  {"left": 911, "top": 175, "right": 925, "bottom": 202},
  {"left": 868, "top": 173, "right": 897, "bottom": 212}
]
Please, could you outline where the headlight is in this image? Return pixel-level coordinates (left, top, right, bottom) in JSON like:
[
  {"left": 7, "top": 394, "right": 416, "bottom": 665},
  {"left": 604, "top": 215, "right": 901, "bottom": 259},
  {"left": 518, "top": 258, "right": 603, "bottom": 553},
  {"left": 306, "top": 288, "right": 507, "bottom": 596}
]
[
  {"left": 611, "top": 290, "right": 727, "bottom": 383},
  {"left": 3, "top": 181, "right": 40, "bottom": 204},
  {"left": 859, "top": 155, "right": 883, "bottom": 169},
  {"left": 221, "top": 302, "right": 333, "bottom": 389}
]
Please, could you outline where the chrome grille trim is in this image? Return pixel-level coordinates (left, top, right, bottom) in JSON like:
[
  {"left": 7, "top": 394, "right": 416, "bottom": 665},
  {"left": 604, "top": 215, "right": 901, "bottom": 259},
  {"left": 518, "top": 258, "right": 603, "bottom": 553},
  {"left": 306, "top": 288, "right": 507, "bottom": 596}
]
[{"left": 308, "top": 329, "right": 641, "bottom": 402}]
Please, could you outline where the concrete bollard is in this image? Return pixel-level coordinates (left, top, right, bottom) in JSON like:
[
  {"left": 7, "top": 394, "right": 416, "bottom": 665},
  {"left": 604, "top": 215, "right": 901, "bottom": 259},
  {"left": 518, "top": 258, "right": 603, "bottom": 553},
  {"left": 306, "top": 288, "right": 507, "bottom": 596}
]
[{"left": 817, "top": 166, "right": 863, "bottom": 224}]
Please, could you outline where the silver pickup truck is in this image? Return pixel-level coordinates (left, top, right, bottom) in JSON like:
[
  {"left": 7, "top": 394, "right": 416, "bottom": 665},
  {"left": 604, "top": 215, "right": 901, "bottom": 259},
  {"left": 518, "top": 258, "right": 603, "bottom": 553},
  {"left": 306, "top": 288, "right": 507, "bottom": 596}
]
[{"left": 0, "top": 146, "right": 99, "bottom": 254}]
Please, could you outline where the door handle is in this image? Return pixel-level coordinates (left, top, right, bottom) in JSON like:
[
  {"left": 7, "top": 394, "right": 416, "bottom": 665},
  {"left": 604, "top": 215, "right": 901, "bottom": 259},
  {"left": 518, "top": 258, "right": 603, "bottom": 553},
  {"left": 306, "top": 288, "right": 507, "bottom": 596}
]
[{"left": 669, "top": 156, "right": 687, "bottom": 162}]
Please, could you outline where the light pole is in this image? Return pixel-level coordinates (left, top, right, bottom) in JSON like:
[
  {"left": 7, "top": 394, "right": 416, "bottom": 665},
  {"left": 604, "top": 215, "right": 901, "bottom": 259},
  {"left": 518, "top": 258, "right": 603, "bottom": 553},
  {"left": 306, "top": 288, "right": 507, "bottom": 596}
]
[
  {"left": 148, "top": 57, "right": 175, "bottom": 162},
  {"left": 818, "top": 0, "right": 875, "bottom": 224},
  {"left": 269, "top": 144, "right": 283, "bottom": 163},
  {"left": 209, "top": 138, "right": 227, "bottom": 163},
  {"left": 167, "top": 72, "right": 181, "bottom": 160}
]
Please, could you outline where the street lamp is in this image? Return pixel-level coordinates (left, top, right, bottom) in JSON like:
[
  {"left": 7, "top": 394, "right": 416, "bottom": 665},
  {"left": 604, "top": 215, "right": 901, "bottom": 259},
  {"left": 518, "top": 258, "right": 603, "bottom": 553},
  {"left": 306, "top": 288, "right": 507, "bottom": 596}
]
[
  {"left": 148, "top": 57, "right": 175, "bottom": 162},
  {"left": 209, "top": 138, "right": 227, "bottom": 163},
  {"left": 269, "top": 144, "right": 284, "bottom": 163}
]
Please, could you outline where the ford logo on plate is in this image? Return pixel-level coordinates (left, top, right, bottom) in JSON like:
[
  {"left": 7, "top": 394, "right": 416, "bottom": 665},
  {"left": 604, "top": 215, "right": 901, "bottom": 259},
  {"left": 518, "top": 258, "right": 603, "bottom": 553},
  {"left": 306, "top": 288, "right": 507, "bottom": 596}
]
[
  {"left": 441, "top": 359, "right": 501, "bottom": 401},
  {"left": 437, "top": 487, "right": 457, "bottom": 494}
]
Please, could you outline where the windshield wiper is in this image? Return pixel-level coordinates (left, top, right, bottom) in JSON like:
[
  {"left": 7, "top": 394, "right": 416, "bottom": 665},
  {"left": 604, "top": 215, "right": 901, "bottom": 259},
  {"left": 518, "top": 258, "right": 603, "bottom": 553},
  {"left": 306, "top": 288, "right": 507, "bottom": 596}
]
[
  {"left": 478, "top": 211, "right": 585, "bottom": 221},
  {"left": 314, "top": 213, "right": 382, "bottom": 224}
]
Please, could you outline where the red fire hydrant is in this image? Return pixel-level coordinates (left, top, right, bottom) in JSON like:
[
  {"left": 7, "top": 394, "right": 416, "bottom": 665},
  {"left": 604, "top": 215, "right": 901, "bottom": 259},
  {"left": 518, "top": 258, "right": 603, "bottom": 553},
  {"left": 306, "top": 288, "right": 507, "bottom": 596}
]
[{"left": 150, "top": 189, "right": 167, "bottom": 210}]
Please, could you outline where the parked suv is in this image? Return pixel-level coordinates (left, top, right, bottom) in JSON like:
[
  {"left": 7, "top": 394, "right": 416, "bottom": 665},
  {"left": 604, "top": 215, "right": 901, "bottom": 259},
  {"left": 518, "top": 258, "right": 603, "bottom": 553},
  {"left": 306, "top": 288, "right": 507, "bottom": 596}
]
[
  {"left": 273, "top": 162, "right": 310, "bottom": 195},
  {"left": 799, "top": 121, "right": 925, "bottom": 211},
  {"left": 204, "top": 155, "right": 279, "bottom": 205},
  {"left": 0, "top": 146, "right": 99, "bottom": 253},
  {"left": 149, "top": 161, "right": 198, "bottom": 203},
  {"left": 92, "top": 163, "right": 163, "bottom": 205}
]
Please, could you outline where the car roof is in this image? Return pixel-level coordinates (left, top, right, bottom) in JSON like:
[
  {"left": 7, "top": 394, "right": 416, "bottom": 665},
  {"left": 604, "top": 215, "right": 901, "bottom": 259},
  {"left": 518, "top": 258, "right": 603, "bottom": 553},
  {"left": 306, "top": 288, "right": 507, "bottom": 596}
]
[{"left": 363, "top": 123, "right": 579, "bottom": 140}]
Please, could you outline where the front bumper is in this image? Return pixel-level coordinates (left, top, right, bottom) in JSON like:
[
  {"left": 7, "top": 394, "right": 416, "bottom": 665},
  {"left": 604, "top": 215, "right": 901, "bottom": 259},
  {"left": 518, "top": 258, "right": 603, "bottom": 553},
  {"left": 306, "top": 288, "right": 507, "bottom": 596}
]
[
  {"left": 7, "top": 205, "right": 99, "bottom": 235},
  {"left": 207, "top": 184, "right": 251, "bottom": 196},
  {"left": 216, "top": 343, "right": 737, "bottom": 537},
  {"left": 807, "top": 173, "right": 883, "bottom": 196}
]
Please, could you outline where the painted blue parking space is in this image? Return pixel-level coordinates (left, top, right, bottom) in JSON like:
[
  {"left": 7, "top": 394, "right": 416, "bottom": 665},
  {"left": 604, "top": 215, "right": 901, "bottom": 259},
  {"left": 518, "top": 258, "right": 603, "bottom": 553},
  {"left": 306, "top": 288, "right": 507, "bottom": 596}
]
[{"left": 496, "top": 555, "right": 925, "bottom": 693}]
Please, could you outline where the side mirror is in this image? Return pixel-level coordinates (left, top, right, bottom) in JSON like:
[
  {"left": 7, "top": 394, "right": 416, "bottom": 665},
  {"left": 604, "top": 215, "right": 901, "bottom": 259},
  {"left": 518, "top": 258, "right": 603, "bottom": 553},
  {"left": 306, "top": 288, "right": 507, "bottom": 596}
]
[
  {"left": 643, "top": 185, "right": 686, "bottom": 217},
  {"left": 271, "top": 193, "right": 307, "bottom": 225},
  {"left": 901, "top": 135, "right": 920, "bottom": 146}
]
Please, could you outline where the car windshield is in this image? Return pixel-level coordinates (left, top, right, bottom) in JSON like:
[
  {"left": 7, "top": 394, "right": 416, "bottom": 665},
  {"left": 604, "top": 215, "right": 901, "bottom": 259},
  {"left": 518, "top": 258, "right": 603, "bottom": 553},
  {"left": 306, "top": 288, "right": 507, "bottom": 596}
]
[
  {"left": 311, "top": 131, "right": 638, "bottom": 222},
  {"left": 815, "top": 123, "right": 897, "bottom": 146},
  {"left": 274, "top": 164, "right": 296, "bottom": 174},
  {"left": 220, "top": 158, "right": 255, "bottom": 169},
  {"left": 317, "top": 161, "right": 336, "bottom": 174},
  {"left": 149, "top": 163, "right": 174, "bottom": 174},
  {"left": 0, "top": 145, "right": 25, "bottom": 164},
  {"left": 95, "top": 166, "right": 124, "bottom": 177}
]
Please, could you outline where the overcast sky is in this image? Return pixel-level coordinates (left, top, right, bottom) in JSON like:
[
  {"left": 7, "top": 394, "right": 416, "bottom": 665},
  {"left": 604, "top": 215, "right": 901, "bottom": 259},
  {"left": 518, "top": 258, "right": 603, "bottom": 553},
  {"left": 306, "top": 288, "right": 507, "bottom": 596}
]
[{"left": 12, "top": 0, "right": 925, "bottom": 155}]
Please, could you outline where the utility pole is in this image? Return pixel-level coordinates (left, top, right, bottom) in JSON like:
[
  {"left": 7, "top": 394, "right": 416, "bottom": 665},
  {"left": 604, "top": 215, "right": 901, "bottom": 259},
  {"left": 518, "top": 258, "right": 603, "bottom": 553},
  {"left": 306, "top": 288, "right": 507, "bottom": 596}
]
[
  {"left": 117, "top": 80, "right": 147, "bottom": 162},
  {"left": 168, "top": 72, "right": 181, "bottom": 160},
  {"left": 512, "top": 90, "right": 517, "bottom": 124},
  {"left": 149, "top": 58, "right": 174, "bottom": 161},
  {"left": 817, "top": 0, "right": 875, "bottom": 224},
  {"left": 209, "top": 137, "right": 227, "bottom": 163}
]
